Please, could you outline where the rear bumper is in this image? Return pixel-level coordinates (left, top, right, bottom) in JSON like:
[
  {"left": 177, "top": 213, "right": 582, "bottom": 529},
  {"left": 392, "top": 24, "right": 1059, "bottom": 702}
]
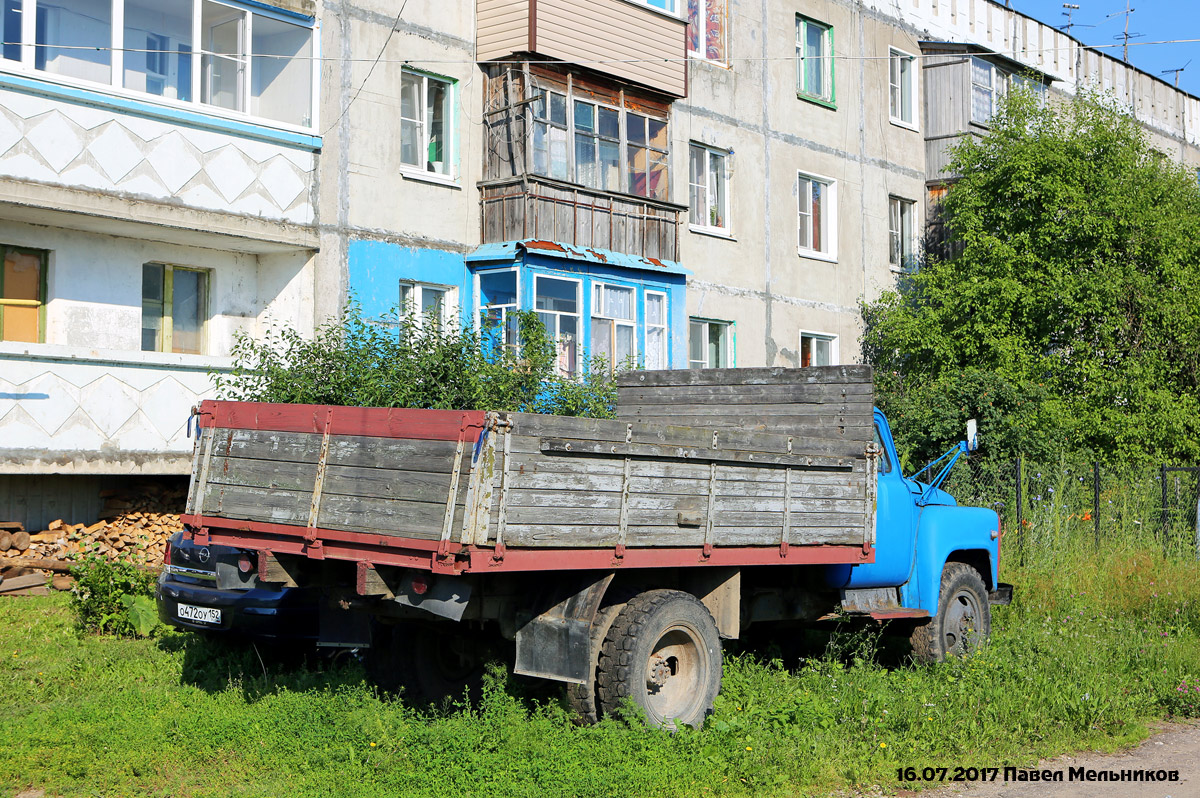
[
  {"left": 989, "top": 582, "right": 1014, "bottom": 605},
  {"left": 156, "top": 572, "right": 319, "bottom": 639}
]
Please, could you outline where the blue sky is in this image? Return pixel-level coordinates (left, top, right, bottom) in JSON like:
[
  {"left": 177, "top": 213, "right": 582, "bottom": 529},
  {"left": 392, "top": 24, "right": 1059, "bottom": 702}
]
[{"left": 1010, "top": 1, "right": 1200, "bottom": 97}]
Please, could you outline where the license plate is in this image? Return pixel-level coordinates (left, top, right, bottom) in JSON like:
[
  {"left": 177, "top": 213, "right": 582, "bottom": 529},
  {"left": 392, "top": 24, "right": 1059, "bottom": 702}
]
[{"left": 177, "top": 603, "right": 221, "bottom": 624}]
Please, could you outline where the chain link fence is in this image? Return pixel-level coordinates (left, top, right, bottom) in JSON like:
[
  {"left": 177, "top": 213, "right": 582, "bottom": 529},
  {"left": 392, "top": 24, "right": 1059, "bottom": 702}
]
[{"left": 937, "top": 456, "right": 1200, "bottom": 562}]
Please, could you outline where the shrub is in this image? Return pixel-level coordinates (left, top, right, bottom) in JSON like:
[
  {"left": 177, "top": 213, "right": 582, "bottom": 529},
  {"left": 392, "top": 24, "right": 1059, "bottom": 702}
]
[
  {"left": 69, "top": 557, "right": 159, "bottom": 637},
  {"left": 214, "top": 303, "right": 621, "bottom": 418}
]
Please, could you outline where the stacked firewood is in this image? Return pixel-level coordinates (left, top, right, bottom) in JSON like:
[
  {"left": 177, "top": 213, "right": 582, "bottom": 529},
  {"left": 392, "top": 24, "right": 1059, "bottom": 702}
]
[{"left": 0, "top": 482, "right": 185, "bottom": 591}]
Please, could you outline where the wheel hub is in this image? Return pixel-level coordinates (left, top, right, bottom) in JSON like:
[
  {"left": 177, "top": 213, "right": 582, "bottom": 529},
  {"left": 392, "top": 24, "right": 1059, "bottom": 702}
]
[{"left": 647, "top": 654, "right": 675, "bottom": 689}]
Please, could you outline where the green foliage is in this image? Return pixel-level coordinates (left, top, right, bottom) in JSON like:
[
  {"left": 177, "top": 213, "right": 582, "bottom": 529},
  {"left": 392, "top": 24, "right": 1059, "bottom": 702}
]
[
  {"left": 864, "top": 87, "right": 1200, "bottom": 468},
  {"left": 68, "top": 556, "right": 159, "bottom": 637},
  {"left": 214, "top": 303, "right": 619, "bottom": 418}
]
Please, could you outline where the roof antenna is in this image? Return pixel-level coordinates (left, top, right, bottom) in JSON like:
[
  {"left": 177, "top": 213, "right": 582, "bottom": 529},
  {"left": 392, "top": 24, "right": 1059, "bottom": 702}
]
[
  {"left": 1058, "top": 4, "right": 1094, "bottom": 36},
  {"left": 1105, "top": 0, "right": 1143, "bottom": 62},
  {"left": 1162, "top": 60, "right": 1192, "bottom": 88}
]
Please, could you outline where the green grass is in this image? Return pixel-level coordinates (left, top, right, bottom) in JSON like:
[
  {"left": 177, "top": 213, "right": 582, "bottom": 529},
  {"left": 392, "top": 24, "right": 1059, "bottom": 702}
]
[{"left": 4, "top": 522, "right": 1200, "bottom": 797}]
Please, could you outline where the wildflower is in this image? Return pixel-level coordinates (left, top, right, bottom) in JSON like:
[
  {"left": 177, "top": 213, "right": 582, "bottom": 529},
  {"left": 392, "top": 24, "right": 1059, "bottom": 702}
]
[
  {"left": 370, "top": 742, "right": 376, "bottom": 747},
  {"left": 746, "top": 746, "right": 753, "bottom": 751},
  {"left": 880, "top": 743, "right": 887, "bottom": 748}
]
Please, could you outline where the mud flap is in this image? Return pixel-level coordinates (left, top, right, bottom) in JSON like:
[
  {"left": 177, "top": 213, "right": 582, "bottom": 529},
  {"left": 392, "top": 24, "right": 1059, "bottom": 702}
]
[{"left": 513, "top": 572, "right": 614, "bottom": 685}]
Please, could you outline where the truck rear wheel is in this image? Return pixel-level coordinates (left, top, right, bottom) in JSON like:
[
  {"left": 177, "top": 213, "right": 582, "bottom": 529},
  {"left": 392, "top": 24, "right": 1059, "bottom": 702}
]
[
  {"left": 566, "top": 604, "right": 623, "bottom": 724},
  {"left": 910, "top": 562, "right": 991, "bottom": 663},
  {"left": 596, "top": 590, "right": 722, "bottom": 730}
]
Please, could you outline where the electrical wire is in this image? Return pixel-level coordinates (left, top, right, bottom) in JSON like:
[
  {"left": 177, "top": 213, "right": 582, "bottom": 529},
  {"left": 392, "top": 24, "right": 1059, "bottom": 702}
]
[{"left": 320, "top": 0, "right": 408, "bottom": 136}]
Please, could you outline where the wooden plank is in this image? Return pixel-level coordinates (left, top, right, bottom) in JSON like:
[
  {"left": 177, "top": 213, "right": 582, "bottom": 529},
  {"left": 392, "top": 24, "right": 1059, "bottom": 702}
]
[
  {"left": 204, "top": 457, "right": 469, "bottom": 504},
  {"left": 214, "top": 428, "right": 465, "bottom": 471},
  {"left": 504, "top": 424, "right": 868, "bottom": 460},
  {"left": 199, "top": 484, "right": 465, "bottom": 541},
  {"left": 0, "top": 574, "right": 46, "bottom": 593},
  {"left": 616, "top": 365, "right": 873, "bottom": 388},
  {"left": 537, "top": 438, "right": 857, "bottom": 470},
  {"left": 500, "top": 452, "right": 867, "bottom": 482},
  {"left": 616, "top": 404, "right": 872, "bottom": 421},
  {"left": 502, "top": 505, "right": 862, "bottom": 528},
  {"left": 502, "top": 489, "right": 865, "bottom": 515},
  {"left": 616, "top": 382, "right": 874, "bottom": 404},
  {"left": 497, "top": 523, "right": 863, "bottom": 548}
]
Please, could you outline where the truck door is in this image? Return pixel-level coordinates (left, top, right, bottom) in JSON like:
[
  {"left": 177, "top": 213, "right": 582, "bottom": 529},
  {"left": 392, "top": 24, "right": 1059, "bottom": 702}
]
[{"left": 831, "top": 411, "right": 918, "bottom": 589}]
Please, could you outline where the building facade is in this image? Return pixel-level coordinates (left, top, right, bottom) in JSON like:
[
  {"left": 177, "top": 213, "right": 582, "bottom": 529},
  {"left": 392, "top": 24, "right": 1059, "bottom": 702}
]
[{"left": 1, "top": 0, "right": 1197, "bottom": 525}]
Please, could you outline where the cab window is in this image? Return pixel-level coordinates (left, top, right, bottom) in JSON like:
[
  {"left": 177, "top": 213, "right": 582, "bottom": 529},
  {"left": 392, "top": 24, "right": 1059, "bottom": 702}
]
[{"left": 874, "top": 425, "right": 893, "bottom": 474}]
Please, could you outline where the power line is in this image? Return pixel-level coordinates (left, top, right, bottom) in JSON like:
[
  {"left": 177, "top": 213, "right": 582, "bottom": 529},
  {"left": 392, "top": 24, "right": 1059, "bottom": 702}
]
[{"left": 5, "top": 35, "right": 1200, "bottom": 67}]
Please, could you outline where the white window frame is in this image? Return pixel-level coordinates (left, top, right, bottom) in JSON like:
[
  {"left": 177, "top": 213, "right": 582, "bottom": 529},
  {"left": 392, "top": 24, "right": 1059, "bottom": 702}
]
[
  {"left": 888, "top": 47, "right": 916, "bottom": 129},
  {"left": 971, "top": 56, "right": 1001, "bottom": 126},
  {"left": 688, "top": 143, "right": 730, "bottom": 235},
  {"left": 0, "top": 0, "right": 318, "bottom": 131},
  {"left": 796, "top": 15, "right": 834, "bottom": 105},
  {"left": 644, "top": 290, "right": 668, "bottom": 370},
  {"left": 474, "top": 267, "right": 520, "bottom": 341},
  {"left": 797, "top": 171, "right": 837, "bottom": 261},
  {"left": 534, "top": 273, "right": 582, "bottom": 378},
  {"left": 888, "top": 195, "right": 916, "bottom": 272},
  {"left": 399, "top": 281, "right": 456, "bottom": 330},
  {"left": 400, "top": 68, "right": 455, "bottom": 182},
  {"left": 572, "top": 97, "right": 622, "bottom": 193},
  {"left": 625, "top": 0, "right": 681, "bottom": 17},
  {"left": 799, "top": 330, "right": 838, "bottom": 368},
  {"left": 688, "top": 317, "right": 732, "bottom": 369},
  {"left": 1009, "top": 73, "right": 1047, "bottom": 106},
  {"left": 687, "top": 0, "right": 726, "bottom": 63},
  {"left": 590, "top": 281, "right": 637, "bottom": 373},
  {"left": 531, "top": 89, "right": 569, "bottom": 181}
]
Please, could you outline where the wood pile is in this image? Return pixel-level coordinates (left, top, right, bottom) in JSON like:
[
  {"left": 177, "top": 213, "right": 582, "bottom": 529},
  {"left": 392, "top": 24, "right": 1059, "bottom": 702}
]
[{"left": 0, "top": 482, "right": 183, "bottom": 590}]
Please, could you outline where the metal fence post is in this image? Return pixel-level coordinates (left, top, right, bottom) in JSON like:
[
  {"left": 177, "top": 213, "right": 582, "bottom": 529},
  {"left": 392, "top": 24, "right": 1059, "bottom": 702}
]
[
  {"left": 1093, "top": 461, "right": 1100, "bottom": 550},
  {"left": 1015, "top": 456, "right": 1024, "bottom": 566},
  {"left": 1161, "top": 464, "right": 1169, "bottom": 555}
]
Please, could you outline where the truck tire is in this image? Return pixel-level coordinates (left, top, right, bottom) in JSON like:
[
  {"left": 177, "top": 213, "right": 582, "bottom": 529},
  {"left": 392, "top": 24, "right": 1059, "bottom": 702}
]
[
  {"left": 366, "top": 620, "right": 489, "bottom": 705},
  {"left": 566, "top": 603, "right": 623, "bottom": 724},
  {"left": 910, "top": 562, "right": 991, "bottom": 663},
  {"left": 596, "top": 589, "right": 722, "bottom": 730}
]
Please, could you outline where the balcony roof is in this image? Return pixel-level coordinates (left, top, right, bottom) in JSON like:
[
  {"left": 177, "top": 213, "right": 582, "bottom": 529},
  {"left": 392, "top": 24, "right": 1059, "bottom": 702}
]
[{"left": 467, "top": 239, "right": 690, "bottom": 276}]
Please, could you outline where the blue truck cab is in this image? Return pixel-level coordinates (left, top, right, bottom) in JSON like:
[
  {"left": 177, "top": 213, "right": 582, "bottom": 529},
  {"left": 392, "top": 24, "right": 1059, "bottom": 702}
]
[{"left": 827, "top": 409, "right": 1009, "bottom": 660}]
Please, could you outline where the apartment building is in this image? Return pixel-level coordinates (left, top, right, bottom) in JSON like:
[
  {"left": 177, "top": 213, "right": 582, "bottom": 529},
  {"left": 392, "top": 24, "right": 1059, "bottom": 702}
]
[{"left": 1, "top": 0, "right": 1197, "bottom": 526}]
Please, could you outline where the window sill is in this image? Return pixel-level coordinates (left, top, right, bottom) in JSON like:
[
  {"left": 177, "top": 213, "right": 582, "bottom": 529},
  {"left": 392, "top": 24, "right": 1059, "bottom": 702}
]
[
  {"left": 797, "top": 93, "right": 837, "bottom": 111},
  {"left": 0, "top": 340, "right": 233, "bottom": 371},
  {"left": 400, "top": 168, "right": 461, "bottom": 189},
  {"left": 688, "top": 54, "right": 732, "bottom": 69},
  {"left": 689, "top": 225, "right": 736, "bottom": 241},
  {"left": 889, "top": 117, "right": 920, "bottom": 133},
  {"left": 798, "top": 249, "right": 838, "bottom": 264},
  {"left": 615, "top": 0, "right": 684, "bottom": 22}
]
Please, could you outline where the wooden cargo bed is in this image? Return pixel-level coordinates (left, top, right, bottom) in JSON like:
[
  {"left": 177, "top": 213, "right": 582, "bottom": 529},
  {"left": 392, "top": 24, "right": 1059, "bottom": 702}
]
[{"left": 185, "top": 366, "right": 878, "bottom": 572}]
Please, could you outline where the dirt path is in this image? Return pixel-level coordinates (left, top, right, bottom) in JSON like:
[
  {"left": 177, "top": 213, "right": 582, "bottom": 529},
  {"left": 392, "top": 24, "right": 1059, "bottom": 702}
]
[{"left": 903, "top": 721, "right": 1200, "bottom": 797}]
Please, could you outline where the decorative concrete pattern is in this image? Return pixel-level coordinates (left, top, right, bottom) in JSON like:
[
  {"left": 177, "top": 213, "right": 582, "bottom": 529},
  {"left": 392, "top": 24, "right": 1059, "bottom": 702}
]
[
  {"left": 0, "top": 86, "right": 316, "bottom": 224},
  {"left": 0, "top": 345, "right": 227, "bottom": 471}
]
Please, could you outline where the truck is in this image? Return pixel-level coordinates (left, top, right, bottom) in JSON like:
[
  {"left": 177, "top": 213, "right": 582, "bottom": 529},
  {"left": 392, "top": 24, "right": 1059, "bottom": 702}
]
[{"left": 171, "top": 365, "right": 1010, "bottom": 729}]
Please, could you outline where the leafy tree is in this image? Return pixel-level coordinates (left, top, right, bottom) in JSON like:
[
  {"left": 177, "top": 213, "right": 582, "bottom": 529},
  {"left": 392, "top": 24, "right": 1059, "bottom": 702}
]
[
  {"left": 214, "top": 303, "right": 620, "bottom": 418},
  {"left": 863, "top": 88, "right": 1200, "bottom": 468}
]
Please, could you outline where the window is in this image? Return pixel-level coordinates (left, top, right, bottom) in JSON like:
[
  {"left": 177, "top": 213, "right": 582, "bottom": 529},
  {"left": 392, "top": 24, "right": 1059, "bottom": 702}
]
[
  {"left": 478, "top": 269, "right": 519, "bottom": 350},
  {"left": 399, "top": 282, "right": 453, "bottom": 329},
  {"left": 889, "top": 48, "right": 915, "bottom": 126},
  {"left": 687, "top": 0, "right": 726, "bottom": 62},
  {"left": 796, "top": 16, "right": 833, "bottom": 104},
  {"left": 532, "top": 90, "right": 569, "bottom": 181},
  {"left": 530, "top": 88, "right": 669, "bottom": 202},
  {"left": 644, "top": 291, "right": 668, "bottom": 370},
  {"left": 797, "top": 172, "right": 836, "bottom": 258},
  {"left": 534, "top": 275, "right": 580, "bottom": 377},
  {"left": 0, "top": 246, "right": 46, "bottom": 343},
  {"left": 631, "top": 0, "right": 678, "bottom": 12},
  {"left": 11, "top": 0, "right": 314, "bottom": 126},
  {"left": 874, "top": 424, "right": 893, "bottom": 474},
  {"left": 1009, "top": 73, "right": 1046, "bottom": 105},
  {"left": 689, "top": 318, "right": 731, "bottom": 369},
  {"left": 689, "top": 144, "right": 728, "bottom": 232},
  {"left": 800, "top": 332, "right": 837, "bottom": 367},
  {"left": 591, "top": 283, "right": 635, "bottom": 372},
  {"left": 141, "top": 262, "right": 208, "bottom": 354},
  {"left": 626, "top": 112, "right": 669, "bottom": 200},
  {"left": 971, "top": 56, "right": 1000, "bottom": 125},
  {"left": 401, "top": 70, "right": 453, "bottom": 176},
  {"left": 888, "top": 196, "right": 916, "bottom": 271},
  {"left": 574, "top": 99, "right": 621, "bottom": 192}
]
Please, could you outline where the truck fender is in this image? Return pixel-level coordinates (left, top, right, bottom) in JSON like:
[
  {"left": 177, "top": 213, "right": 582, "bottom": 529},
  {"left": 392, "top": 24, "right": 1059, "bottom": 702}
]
[
  {"left": 513, "top": 572, "right": 614, "bottom": 685},
  {"left": 899, "top": 505, "right": 1000, "bottom": 616}
]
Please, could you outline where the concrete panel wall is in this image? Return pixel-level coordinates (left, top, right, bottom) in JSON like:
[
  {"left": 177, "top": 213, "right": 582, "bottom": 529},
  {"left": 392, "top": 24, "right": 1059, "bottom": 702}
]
[{"left": 673, "top": 0, "right": 926, "bottom": 369}]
